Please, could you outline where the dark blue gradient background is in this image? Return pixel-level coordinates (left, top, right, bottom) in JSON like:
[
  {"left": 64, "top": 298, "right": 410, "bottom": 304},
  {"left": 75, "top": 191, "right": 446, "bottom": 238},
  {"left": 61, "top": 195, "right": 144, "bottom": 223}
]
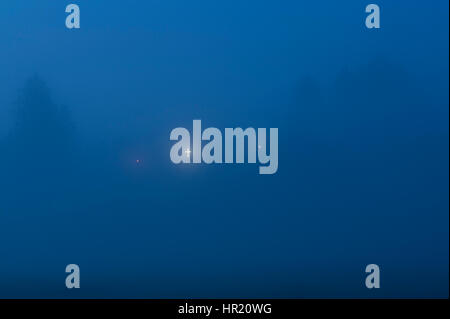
[{"left": 0, "top": 1, "right": 448, "bottom": 298}]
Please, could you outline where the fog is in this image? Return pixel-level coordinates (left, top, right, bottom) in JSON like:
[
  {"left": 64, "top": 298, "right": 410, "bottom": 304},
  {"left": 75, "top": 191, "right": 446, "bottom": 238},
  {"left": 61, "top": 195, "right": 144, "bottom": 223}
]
[{"left": 0, "top": 0, "right": 448, "bottom": 298}]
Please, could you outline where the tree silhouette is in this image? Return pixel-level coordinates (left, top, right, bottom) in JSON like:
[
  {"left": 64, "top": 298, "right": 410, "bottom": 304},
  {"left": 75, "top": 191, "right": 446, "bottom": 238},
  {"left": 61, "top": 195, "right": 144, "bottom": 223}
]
[{"left": 5, "top": 75, "right": 75, "bottom": 174}]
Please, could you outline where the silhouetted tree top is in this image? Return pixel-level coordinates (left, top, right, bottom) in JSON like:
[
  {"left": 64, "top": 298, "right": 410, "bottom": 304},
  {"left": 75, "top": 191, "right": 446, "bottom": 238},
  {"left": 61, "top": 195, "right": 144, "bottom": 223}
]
[{"left": 11, "top": 75, "right": 74, "bottom": 153}]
